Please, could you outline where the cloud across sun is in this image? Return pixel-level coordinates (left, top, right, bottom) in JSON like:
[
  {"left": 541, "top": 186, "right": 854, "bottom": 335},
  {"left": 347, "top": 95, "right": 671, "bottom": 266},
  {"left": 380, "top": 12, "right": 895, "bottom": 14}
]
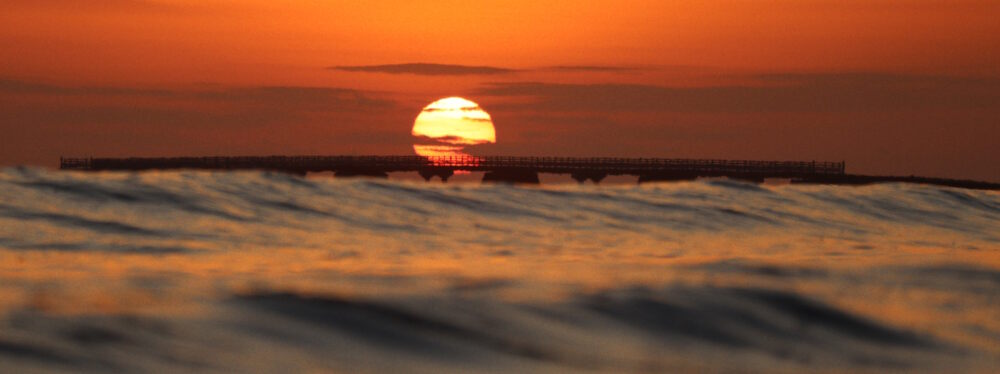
[{"left": 412, "top": 97, "right": 496, "bottom": 158}]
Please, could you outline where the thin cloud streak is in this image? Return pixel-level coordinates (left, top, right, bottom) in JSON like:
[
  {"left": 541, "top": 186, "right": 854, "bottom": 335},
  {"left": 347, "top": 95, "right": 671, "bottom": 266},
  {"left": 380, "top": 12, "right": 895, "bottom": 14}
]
[
  {"left": 0, "top": 79, "right": 396, "bottom": 113},
  {"left": 330, "top": 63, "right": 516, "bottom": 76},
  {"left": 545, "top": 65, "right": 640, "bottom": 72},
  {"left": 476, "top": 73, "right": 1000, "bottom": 113},
  {"left": 6, "top": 0, "right": 185, "bottom": 13},
  {"left": 328, "top": 63, "right": 645, "bottom": 76}
]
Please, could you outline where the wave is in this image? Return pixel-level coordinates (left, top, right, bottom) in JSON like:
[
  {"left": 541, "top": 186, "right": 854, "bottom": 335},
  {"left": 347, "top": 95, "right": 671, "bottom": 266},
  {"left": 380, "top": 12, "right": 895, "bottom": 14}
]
[
  {"left": 1, "top": 168, "right": 997, "bottom": 254},
  {"left": 0, "top": 285, "right": 975, "bottom": 373},
  {"left": 1, "top": 168, "right": 998, "bottom": 372}
]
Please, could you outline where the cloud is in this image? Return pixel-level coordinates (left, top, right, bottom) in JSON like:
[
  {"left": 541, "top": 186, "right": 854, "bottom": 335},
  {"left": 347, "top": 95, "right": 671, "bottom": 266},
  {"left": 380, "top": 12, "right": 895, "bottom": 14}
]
[
  {"left": 413, "top": 135, "right": 490, "bottom": 146},
  {"left": 0, "top": 79, "right": 174, "bottom": 96},
  {"left": 329, "top": 63, "right": 516, "bottom": 76},
  {"left": 477, "top": 73, "right": 1000, "bottom": 113},
  {"left": 468, "top": 73, "right": 1000, "bottom": 181},
  {"left": 0, "top": 79, "right": 408, "bottom": 166},
  {"left": 0, "top": 79, "right": 394, "bottom": 113},
  {"left": 6, "top": 0, "right": 182, "bottom": 13},
  {"left": 0, "top": 79, "right": 55, "bottom": 93},
  {"left": 327, "top": 63, "right": 645, "bottom": 76},
  {"left": 193, "top": 86, "right": 395, "bottom": 113},
  {"left": 545, "top": 65, "right": 639, "bottom": 72},
  {"left": 422, "top": 106, "right": 481, "bottom": 113}
]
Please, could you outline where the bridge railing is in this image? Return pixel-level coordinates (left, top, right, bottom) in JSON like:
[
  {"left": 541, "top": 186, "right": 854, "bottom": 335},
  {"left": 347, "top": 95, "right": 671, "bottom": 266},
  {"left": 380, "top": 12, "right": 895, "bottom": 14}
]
[
  {"left": 59, "top": 157, "right": 92, "bottom": 170},
  {"left": 417, "top": 156, "right": 844, "bottom": 175}
]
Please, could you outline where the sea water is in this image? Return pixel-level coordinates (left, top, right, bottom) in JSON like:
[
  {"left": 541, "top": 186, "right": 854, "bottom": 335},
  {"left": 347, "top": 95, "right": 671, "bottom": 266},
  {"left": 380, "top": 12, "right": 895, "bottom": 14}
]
[{"left": 1, "top": 168, "right": 998, "bottom": 372}]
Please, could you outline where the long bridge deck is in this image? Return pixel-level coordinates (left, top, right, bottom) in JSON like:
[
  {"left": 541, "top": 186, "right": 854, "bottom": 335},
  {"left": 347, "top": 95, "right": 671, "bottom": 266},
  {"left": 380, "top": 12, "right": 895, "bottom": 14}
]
[
  {"left": 58, "top": 155, "right": 998, "bottom": 189},
  {"left": 61, "top": 155, "right": 843, "bottom": 182}
]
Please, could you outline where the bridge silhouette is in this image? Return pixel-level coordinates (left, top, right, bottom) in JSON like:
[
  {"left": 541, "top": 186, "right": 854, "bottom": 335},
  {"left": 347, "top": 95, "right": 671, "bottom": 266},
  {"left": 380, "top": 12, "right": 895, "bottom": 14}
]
[{"left": 59, "top": 155, "right": 998, "bottom": 189}]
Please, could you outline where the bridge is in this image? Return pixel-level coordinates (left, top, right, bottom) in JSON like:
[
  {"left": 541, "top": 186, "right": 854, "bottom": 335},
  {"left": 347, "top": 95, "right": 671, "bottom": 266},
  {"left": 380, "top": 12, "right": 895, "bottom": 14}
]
[
  {"left": 58, "top": 155, "right": 999, "bottom": 189},
  {"left": 60, "top": 155, "right": 844, "bottom": 183}
]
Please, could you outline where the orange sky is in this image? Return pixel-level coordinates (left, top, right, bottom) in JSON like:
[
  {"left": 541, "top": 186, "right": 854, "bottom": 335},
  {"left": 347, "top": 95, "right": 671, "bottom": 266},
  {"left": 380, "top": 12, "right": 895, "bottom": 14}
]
[{"left": 2, "top": 0, "right": 999, "bottom": 180}]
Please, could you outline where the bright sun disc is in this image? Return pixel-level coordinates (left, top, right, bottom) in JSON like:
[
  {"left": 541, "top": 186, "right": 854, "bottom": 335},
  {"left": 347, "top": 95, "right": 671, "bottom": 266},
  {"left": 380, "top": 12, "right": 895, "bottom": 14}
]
[{"left": 412, "top": 97, "right": 496, "bottom": 158}]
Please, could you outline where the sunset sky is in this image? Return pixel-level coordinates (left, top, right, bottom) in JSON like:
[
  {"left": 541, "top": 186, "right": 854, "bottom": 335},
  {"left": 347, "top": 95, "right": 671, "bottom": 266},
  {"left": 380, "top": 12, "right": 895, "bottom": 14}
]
[{"left": 2, "top": 0, "right": 998, "bottom": 180}]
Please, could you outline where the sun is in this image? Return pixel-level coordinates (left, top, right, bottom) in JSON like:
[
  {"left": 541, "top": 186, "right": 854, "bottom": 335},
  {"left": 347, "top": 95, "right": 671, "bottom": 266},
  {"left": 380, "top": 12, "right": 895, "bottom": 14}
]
[{"left": 412, "top": 97, "right": 496, "bottom": 158}]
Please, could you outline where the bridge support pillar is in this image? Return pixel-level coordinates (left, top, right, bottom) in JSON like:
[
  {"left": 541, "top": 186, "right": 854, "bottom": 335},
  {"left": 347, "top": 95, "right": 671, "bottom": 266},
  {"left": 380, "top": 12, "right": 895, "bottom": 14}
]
[
  {"left": 334, "top": 170, "right": 389, "bottom": 179},
  {"left": 482, "top": 169, "right": 540, "bottom": 184},
  {"left": 790, "top": 176, "right": 873, "bottom": 186},
  {"left": 418, "top": 168, "right": 455, "bottom": 182},
  {"left": 637, "top": 173, "right": 698, "bottom": 184},
  {"left": 571, "top": 172, "right": 607, "bottom": 184},
  {"left": 280, "top": 169, "right": 308, "bottom": 177}
]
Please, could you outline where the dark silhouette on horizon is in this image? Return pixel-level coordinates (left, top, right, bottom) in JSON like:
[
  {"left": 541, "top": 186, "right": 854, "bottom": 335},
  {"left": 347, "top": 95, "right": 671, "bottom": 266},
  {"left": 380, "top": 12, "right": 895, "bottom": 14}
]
[{"left": 58, "top": 155, "right": 1000, "bottom": 190}]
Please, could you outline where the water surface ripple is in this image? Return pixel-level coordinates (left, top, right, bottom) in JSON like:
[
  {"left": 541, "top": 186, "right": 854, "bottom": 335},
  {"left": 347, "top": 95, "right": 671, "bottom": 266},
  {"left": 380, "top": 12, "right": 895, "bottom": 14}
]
[{"left": 1, "top": 168, "right": 998, "bottom": 372}]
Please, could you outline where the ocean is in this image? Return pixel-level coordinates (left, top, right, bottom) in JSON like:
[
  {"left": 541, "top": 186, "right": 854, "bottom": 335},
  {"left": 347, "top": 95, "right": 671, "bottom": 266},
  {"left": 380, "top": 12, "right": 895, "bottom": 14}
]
[{"left": 1, "top": 167, "right": 998, "bottom": 373}]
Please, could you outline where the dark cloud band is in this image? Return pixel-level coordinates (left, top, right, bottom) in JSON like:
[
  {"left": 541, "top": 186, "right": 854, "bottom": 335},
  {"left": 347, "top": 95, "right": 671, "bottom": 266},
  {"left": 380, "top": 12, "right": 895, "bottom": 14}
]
[
  {"left": 328, "top": 63, "right": 642, "bottom": 76},
  {"left": 422, "top": 106, "right": 482, "bottom": 113},
  {"left": 330, "top": 63, "right": 515, "bottom": 76},
  {"left": 476, "top": 73, "right": 1000, "bottom": 113}
]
